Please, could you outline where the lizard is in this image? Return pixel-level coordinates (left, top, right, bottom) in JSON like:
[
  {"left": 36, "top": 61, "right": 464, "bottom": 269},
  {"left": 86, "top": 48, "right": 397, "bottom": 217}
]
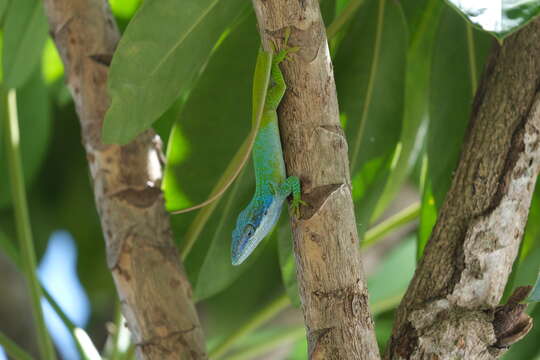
[{"left": 231, "top": 31, "right": 304, "bottom": 266}]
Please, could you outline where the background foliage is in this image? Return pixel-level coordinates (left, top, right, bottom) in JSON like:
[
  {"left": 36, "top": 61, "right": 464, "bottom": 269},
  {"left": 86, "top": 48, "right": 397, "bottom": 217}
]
[{"left": 0, "top": 0, "right": 539, "bottom": 359}]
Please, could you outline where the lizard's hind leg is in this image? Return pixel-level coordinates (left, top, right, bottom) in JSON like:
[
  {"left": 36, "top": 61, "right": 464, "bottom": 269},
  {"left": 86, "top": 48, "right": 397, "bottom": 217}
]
[{"left": 279, "top": 176, "right": 306, "bottom": 217}]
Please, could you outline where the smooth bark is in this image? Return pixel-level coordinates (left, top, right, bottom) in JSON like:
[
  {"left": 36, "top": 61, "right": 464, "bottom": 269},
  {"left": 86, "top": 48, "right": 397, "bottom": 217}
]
[
  {"left": 42, "top": 1, "right": 207, "bottom": 358},
  {"left": 251, "top": 1, "right": 381, "bottom": 359},
  {"left": 386, "top": 18, "right": 540, "bottom": 360}
]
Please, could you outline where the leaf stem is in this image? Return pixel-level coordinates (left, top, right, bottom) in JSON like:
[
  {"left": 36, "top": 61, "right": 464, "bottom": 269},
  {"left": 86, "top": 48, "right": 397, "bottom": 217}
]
[
  {"left": 209, "top": 294, "right": 291, "bottom": 359},
  {"left": 362, "top": 201, "right": 420, "bottom": 248},
  {"left": 0, "top": 331, "right": 35, "bottom": 360},
  {"left": 4, "top": 88, "right": 56, "bottom": 360}
]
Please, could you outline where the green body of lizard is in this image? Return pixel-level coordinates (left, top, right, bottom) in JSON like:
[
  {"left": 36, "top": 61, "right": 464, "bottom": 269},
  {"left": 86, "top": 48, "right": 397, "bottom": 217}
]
[{"left": 231, "top": 44, "right": 303, "bottom": 266}]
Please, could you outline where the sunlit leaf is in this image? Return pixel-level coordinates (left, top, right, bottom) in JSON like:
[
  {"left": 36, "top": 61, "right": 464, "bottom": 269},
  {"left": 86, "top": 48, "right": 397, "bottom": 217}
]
[
  {"left": 3, "top": 0, "right": 48, "bottom": 88},
  {"left": 418, "top": 178, "right": 437, "bottom": 259},
  {"left": 103, "top": 0, "right": 247, "bottom": 144},
  {"left": 109, "top": 0, "right": 141, "bottom": 19},
  {"left": 41, "top": 38, "right": 63, "bottom": 84},
  {"left": 446, "top": 0, "right": 540, "bottom": 39}
]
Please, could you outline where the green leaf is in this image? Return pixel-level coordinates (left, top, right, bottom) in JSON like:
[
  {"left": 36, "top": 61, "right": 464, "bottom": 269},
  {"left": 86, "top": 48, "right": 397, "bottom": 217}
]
[
  {"left": 445, "top": 0, "right": 540, "bottom": 40},
  {"left": 0, "top": 69, "right": 50, "bottom": 208},
  {"left": 372, "top": 0, "right": 443, "bottom": 218},
  {"left": 530, "top": 271, "right": 540, "bottom": 302},
  {"left": 42, "top": 38, "right": 64, "bottom": 84},
  {"left": 163, "top": 14, "right": 263, "bottom": 300},
  {"left": 109, "top": 0, "right": 141, "bottom": 19},
  {"left": 367, "top": 236, "right": 416, "bottom": 304},
  {"left": 168, "top": 47, "right": 272, "bottom": 216},
  {"left": 0, "top": 0, "right": 9, "bottom": 26},
  {"left": 103, "top": 0, "right": 247, "bottom": 144},
  {"left": 333, "top": 0, "right": 407, "bottom": 235},
  {"left": 194, "top": 167, "right": 264, "bottom": 301},
  {"left": 276, "top": 217, "right": 300, "bottom": 307},
  {"left": 427, "top": 5, "right": 492, "bottom": 208},
  {"left": 519, "top": 182, "right": 540, "bottom": 262},
  {"left": 418, "top": 177, "right": 437, "bottom": 259},
  {"left": 3, "top": 0, "right": 48, "bottom": 88}
]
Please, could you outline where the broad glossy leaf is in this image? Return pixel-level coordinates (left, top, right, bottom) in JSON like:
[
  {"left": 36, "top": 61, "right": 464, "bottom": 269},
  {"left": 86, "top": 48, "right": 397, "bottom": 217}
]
[
  {"left": 334, "top": 0, "right": 407, "bottom": 236},
  {"left": 194, "top": 167, "right": 265, "bottom": 301},
  {"left": 373, "top": 0, "right": 443, "bottom": 218},
  {"left": 164, "top": 14, "right": 262, "bottom": 300},
  {"left": 446, "top": 0, "right": 540, "bottom": 39},
  {"left": 166, "top": 48, "right": 272, "bottom": 216},
  {"left": 427, "top": 5, "right": 492, "bottom": 208},
  {"left": 0, "top": 69, "right": 50, "bottom": 208},
  {"left": 3, "top": 0, "right": 48, "bottom": 88},
  {"left": 103, "top": 0, "right": 247, "bottom": 144}
]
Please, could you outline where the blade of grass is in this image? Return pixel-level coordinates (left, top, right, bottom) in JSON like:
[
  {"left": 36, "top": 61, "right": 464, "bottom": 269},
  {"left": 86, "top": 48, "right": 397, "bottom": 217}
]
[{"left": 3, "top": 88, "right": 56, "bottom": 360}]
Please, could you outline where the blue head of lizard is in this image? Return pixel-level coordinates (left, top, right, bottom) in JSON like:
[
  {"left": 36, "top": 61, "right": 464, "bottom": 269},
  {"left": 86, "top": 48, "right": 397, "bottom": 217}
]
[{"left": 231, "top": 193, "right": 285, "bottom": 266}]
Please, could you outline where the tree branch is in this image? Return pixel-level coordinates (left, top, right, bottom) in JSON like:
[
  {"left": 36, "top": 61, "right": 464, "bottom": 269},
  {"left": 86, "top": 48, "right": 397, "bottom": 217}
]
[
  {"left": 251, "top": 1, "right": 380, "bottom": 358},
  {"left": 42, "top": 1, "right": 207, "bottom": 358},
  {"left": 386, "top": 18, "right": 540, "bottom": 360}
]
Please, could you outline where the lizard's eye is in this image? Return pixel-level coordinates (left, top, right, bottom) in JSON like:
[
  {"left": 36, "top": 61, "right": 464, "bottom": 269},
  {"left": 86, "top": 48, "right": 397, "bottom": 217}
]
[{"left": 243, "top": 224, "right": 255, "bottom": 238}]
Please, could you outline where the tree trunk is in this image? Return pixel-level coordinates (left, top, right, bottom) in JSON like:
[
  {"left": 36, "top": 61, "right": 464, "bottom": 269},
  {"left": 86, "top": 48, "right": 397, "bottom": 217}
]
[
  {"left": 251, "top": 1, "right": 380, "bottom": 359},
  {"left": 42, "top": 1, "right": 207, "bottom": 358},
  {"left": 386, "top": 17, "right": 540, "bottom": 360}
]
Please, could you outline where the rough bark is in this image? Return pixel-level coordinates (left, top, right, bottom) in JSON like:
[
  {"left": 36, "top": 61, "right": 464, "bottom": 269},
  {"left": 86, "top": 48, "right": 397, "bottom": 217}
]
[
  {"left": 251, "top": 1, "right": 380, "bottom": 359},
  {"left": 42, "top": 1, "right": 207, "bottom": 359},
  {"left": 386, "top": 18, "right": 540, "bottom": 360}
]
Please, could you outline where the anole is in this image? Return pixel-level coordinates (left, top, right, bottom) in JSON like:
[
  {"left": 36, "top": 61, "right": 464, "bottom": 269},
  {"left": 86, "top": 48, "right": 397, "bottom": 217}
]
[{"left": 231, "top": 32, "right": 304, "bottom": 266}]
